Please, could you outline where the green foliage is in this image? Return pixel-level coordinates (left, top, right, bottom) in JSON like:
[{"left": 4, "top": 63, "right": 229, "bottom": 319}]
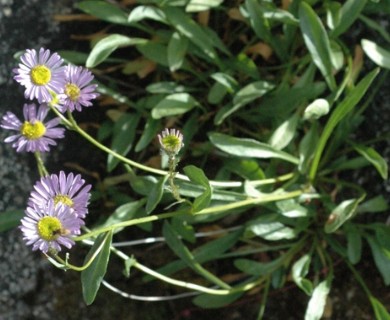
[{"left": 11, "top": 0, "right": 389, "bottom": 318}]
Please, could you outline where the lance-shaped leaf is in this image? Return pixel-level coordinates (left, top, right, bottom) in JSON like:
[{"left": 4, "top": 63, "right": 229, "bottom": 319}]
[
  {"left": 152, "top": 93, "right": 199, "bottom": 119},
  {"left": 304, "top": 275, "right": 332, "bottom": 320},
  {"left": 146, "top": 175, "right": 168, "bottom": 214},
  {"left": 352, "top": 143, "right": 388, "bottom": 179},
  {"left": 362, "top": 39, "right": 390, "bottom": 69},
  {"left": 76, "top": 1, "right": 129, "bottom": 25},
  {"left": 81, "top": 231, "right": 113, "bottom": 305},
  {"left": 209, "top": 132, "right": 299, "bottom": 164},
  {"left": 299, "top": 2, "right": 336, "bottom": 90},
  {"left": 86, "top": 34, "right": 147, "bottom": 68},
  {"left": 331, "top": 0, "right": 367, "bottom": 38},
  {"left": 292, "top": 254, "right": 313, "bottom": 295},
  {"left": 324, "top": 198, "right": 363, "bottom": 233},
  {"left": 183, "top": 165, "right": 212, "bottom": 212}
]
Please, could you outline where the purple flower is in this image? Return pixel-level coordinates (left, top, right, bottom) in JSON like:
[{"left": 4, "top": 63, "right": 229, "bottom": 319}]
[
  {"left": 28, "top": 171, "right": 91, "bottom": 218},
  {"left": 1, "top": 103, "right": 65, "bottom": 152},
  {"left": 13, "top": 48, "right": 66, "bottom": 103},
  {"left": 58, "top": 64, "right": 99, "bottom": 112},
  {"left": 20, "top": 201, "right": 84, "bottom": 253}
]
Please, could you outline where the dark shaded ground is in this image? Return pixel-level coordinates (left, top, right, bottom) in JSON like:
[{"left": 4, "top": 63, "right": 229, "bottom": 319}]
[{"left": 0, "top": 1, "right": 389, "bottom": 319}]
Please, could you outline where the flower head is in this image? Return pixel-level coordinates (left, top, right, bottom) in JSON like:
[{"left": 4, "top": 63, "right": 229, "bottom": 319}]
[
  {"left": 158, "top": 128, "right": 184, "bottom": 156},
  {"left": 58, "top": 64, "right": 99, "bottom": 113},
  {"left": 13, "top": 48, "right": 66, "bottom": 103},
  {"left": 1, "top": 103, "right": 65, "bottom": 152},
  {"left": 28, "top": 171, "right": 91, "bottom": 218},
  {"left": 20, "top": 201, "right": 84, "bottom": 253}
]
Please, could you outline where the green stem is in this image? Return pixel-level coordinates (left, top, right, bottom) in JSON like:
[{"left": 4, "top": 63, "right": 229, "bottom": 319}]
[
  {"left": 75, "top": 189, "right": 303, "bottom": 241},
  {"left": 256, "top": 276, "right": 271, "bottom": 320},
  {"left": 34, "top": 152, "right": 48, "bottom": 177}
]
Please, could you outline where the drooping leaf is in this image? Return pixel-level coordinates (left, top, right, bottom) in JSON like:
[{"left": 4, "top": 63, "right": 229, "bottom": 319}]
[
  {"left": 81, "top": 231, "right": 113, "bottom": 305},
  {"left": 209, "top": 132, "right": 299, "bottom": 164},
  {"left": 292, "top": 254, "right": 313, "bottom": 295},
  {"left": 299, "top": 2, "right": 336, "bottom": 90},
  {"left": 304, "top": 276, "right": 332, "bottom": 320},
  {"left": 86, "top": 34, "right": 147, "bottom": 68},
  {"left": 352, "top": 143, "right": 388, "bottom": 180}
]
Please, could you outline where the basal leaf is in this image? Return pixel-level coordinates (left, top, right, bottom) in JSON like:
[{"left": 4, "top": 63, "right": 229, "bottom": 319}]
[
  {"left": 268, "top": 113, "right": 299, "bottom": 150},
  {"left": 309, "top": 68, "right": 379, "bottom": 180},
  {"left": 362, "top": 39, "right": 390, "bottom": 69},
  {"left": 81, "top": 231, "right": 113, "bottom": 305},
  {"left": 128, "top": 5, "right": 167, "bottom": 24},
  {"left": 86, "top": 34, "right": 147, "bottom": 68},
  {"left": 292, "top": 254, "right": 313, "bottom": 295},
  {"left": 151, "top": 93, "right": 199, "bottom": 119},
  {"left": 324, "top": 198, "right": 362, "bottom": 233},
  {"left": 168, "top": 32, "right": 188, "bottom": 72},
  {"left": 304, "top": 276, "right": 332, "bottom": 320},
  {"left": 209, "top": 132, "right": 299, "bottom": 164},
  {"left": 299, "top": 2, "right": 336, "bottom": 90},
  {"left": 193, "top": 292, "right": 243, "bottom": 309},
  {"left": 366, "top": 236, "right": 390, "bottom": 285},
  {"left": 369, "top": 296, "right": 390, "bottom": 320},
  {"left": 352, "top": 143, "right": 388, "bottom": 179},
  {"left": 76, "top": 1, "right": 129, "bottom": 25},
  {"left": 331, "top": 0, "right": 367, "bottom": 38},
  {"left": 186, "top": 0, "right": 224, "bottom": 12}
]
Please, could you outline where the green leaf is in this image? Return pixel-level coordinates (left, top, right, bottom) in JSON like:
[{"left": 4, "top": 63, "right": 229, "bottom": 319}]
[
  {"left": 128, "top": 5, "right": 167, "bottom": 24},
  {"left": 168, "top": 32, "right": 188, "bottom": 72},
  {"left": 193, "top": 292, "right": 243, "bottom": 309},
  {"left": 347, "top": 227, "right": 362, "bottom": 264},
  {"left": 208, "top": 82, "right": 228, "bottom": 105},
  {"left": 97, "top": 199, "right": 146, "bottom": 232},
  {"left": 245, "top": 220, "right": 297, "bottom": 241},
  {"left": 151, "top": 93, "right": 199, "bottom": 119},
  {"left": 107, "top": 113, "right": 141, "bottom": 172},
  {"left": 362, "top": 39, "right": 390, "bottom": 69},
  {"left": 292, "top": 254, "right": 313, "bottom": 295},
  {"left": 209, "top": 132, "right": 299, "bottom": 164},
  {"left": 76, "top": 1, "right": 129, "bottom": 25},
  {"left": 234, "top": 257, "right": 283, "bottom": 276},
  {"left": 135, "top": 118, "right": 159, "bottom": 152},
  {"left": 277, "top": 199, "right": 309, "bottom": 218},
  {"left": 86, "top": 34, "right": 147, "bottom": 68},
  {"left": 183, "top": 165, "right": 212, "bottom": 212},
  {"left": 146, "top": 175, "right": 168, "bottom": 214},
  {"left": 299, "top": 122, "right": 319, "bottom": 174},
  {"left": 369, "top": 296, "right": 390, "bottom": 320},
  {"left": 299, "top": 2, "right": 336, "bottom": 90},
  {"left": 0, "top": 210, "right": 23, "bottom": 233},
  {"left": 304, "top": 276, "right": 332, "bottom": 320},
  {"left": 186, "top": 0, "right": 224, "bottom": 12},
  {"left": 324, "top": 198, "right": 362, "bottom": 233},
  {"left": 352, "top": 143, "right": 388, "bottom": 179},
  {"left": 358, "top": 196, "right": 389, "bottom": 214},
  {"left": 268, "top": 113, "right": 299, "bottom": 150},
  {"left": 366, "top": 236, "right": 390, "bottom": 285},
  {"left": 214, "top": 81, "right": 274, "bottom": 124},
  {"left": 81, "top": 231, "right": 113, "bottom": 305},
  {"left": 331, "top": 0, "right": 367, "bottom": 37},
  {"left": 163, "top": 7, "right": 218, "bottom": 60},
  {"left": 309, "top": 68, "right": 379, "bottom": 180},
  {"left": 211, "top": 72, "right": 238, "bottom": 93}
]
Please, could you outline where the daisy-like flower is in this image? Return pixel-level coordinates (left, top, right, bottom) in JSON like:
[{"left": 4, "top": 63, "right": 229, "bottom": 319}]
[
  {"left": 28, "top": 171, "right": 91, "bottom": 218},
  {"left": 20, "top": 201, "right": 84, "bottom": 253},
  {"left": 158, "top": 128, "right": 184, "bottom": 157},
  {"left": 59, "top": 64, "right": 99, "bottom": 112},
  {"left": 1, "top": 103, "right": 65, "bottom": 152},
  {"left": 14, "top": 48, "right": 66, "bottom": 103}
]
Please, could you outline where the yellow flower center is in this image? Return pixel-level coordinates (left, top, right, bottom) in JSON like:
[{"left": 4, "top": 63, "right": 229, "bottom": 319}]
[
  {"left": 30, "top": 65, "right": 51, "bottom": 86},
  {"left": 54, "top": 194, "right": 74, "bottom": 207},
  {"left": 65, "top": 83, "right": 81, "bottom": 101},
  {"left": 37, "top": 216, "right": 62, "bottom": 241},
  {"left": 162, "top": 135, "right": 181, "bottom": 153},
  {"left": 21, "top": 121, "right": 46, "bottom": 140}
]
